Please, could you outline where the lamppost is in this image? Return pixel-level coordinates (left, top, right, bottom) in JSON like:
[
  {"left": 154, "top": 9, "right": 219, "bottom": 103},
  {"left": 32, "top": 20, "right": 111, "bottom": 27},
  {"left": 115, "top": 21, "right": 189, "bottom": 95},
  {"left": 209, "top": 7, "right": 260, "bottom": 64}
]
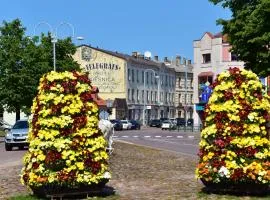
[
  {"left": 34, "top": 22, "right": 82, "bottom": 71},
  {"left": 142, "top": 69, "right": 160, "bottom": 126}
]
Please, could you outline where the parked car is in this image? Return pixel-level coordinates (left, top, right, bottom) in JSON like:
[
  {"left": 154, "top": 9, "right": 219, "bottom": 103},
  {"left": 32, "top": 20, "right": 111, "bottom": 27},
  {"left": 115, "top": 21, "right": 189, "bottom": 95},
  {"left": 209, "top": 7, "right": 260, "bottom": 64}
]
[
  {"left": 110, "top": 119, "right": 123, "bottom": 131},
  {"left": 187, "top": 118, "right": 194, "bottom": 126},
  {"left": 120, "top": 120, "right": 132, "bottom": 130},
  {"left": 129, "top": 120, "right": 141, "bottom": 130},
  {"left": 161, "top": 120, "right": 175, "bottom": 130},
  {"left": 176, "top": 118, "right": 186, "bottom": 126},
  {"left": 149, "top": 119, "right": 161, "bottom": 127},
  {"left": 4, "top": 119, "right": 29, "bottom": 151},
  {"left": 160, "top": 117, "right": 169, "bottom": 123},
  {"left": 0, "top": 119, "right": 12, "bottom": 132}
]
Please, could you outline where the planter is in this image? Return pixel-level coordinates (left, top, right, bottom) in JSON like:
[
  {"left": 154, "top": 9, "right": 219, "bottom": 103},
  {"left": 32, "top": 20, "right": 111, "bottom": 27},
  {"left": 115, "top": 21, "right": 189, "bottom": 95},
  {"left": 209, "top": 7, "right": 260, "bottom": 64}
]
[
  {"left": 31, "top": 180, "right": 108, "bottom": 198},
  {"left": 201, "top": 179, "right": 270, "bottom": 196}
]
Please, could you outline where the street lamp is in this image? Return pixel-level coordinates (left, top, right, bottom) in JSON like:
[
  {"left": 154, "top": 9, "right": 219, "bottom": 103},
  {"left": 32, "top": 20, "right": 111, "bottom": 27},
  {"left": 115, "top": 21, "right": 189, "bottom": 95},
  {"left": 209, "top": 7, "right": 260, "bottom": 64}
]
[
  {"left": 142, "top": 69, "right": 160, "bottom": 126},
  {"left": 34, "top": 21, "right": 82, "bottom": 71}
]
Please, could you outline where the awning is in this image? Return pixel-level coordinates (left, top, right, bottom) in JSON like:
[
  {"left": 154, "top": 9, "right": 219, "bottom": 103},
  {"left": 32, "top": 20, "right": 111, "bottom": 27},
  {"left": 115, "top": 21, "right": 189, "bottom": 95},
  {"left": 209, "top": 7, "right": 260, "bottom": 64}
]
[{"left": 198, "top": 71, "right": 214, "bottom": 77}]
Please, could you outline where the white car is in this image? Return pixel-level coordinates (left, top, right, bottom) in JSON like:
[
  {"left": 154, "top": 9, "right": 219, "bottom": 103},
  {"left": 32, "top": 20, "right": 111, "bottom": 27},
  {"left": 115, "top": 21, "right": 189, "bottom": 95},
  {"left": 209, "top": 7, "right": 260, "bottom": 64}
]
[
  {"left": 120, "top": 120, "right": 132, "bottom": 130},
  {"left": 161, "top": 120, "right": 174, "bottom": 130}
]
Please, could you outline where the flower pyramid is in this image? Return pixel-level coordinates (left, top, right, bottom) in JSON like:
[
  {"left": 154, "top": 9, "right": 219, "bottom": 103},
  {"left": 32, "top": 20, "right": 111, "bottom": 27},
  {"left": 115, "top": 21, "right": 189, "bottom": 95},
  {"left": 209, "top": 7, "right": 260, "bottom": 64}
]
[
  {"left": 21, "top": 71, "right": 110, "bottom": 193},
  {"left": 196, "top": 67, "right": 270, "bottom": 189}
]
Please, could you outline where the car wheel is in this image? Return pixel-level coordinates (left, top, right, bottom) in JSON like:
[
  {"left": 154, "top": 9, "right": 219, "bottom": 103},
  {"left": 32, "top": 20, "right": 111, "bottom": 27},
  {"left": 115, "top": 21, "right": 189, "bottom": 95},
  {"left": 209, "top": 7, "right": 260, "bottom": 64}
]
[
  {"left": 19, "top": 146, "right": 24, "bottom": 150},
  {"left": 5, "top": 143, "right": 12, "bottom": 151}
]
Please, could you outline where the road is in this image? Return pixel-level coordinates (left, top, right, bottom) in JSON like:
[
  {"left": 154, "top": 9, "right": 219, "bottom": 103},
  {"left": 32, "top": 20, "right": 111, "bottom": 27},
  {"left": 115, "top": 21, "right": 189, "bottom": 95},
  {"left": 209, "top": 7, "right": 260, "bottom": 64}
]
[
  {"left": 0, "top": 127, "right": 200, "bottom": 167},
  {"left": 114, "top": 127, "right": 200, "bottom": 157}
]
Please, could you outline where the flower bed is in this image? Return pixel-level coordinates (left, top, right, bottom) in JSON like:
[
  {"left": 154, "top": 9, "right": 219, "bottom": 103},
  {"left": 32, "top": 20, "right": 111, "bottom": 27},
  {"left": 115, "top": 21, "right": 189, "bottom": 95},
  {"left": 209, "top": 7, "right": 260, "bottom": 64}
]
[
  {"left": 196, "top": 68, "right": 270, "bottom": 194},
  {"left": 21, "top": 71, "right": 110, "bottom": 196}
]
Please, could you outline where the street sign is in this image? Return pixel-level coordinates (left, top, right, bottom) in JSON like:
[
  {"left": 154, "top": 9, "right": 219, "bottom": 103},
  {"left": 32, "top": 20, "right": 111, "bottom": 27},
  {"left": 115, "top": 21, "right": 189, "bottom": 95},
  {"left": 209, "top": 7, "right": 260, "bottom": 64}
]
[{"left": 146, "top": 106, "right": 151, "bottom": 109}]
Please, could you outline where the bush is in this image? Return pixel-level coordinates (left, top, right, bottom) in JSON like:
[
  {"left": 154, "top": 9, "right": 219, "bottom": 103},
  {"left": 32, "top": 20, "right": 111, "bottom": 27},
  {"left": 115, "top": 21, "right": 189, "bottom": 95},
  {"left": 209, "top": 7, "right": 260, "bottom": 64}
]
[
  {"left": 21, "top": 71, "right": 110, "bottom": 194},
  {"left": 196, "top": 68, "right": 270, "bottom": 190}
]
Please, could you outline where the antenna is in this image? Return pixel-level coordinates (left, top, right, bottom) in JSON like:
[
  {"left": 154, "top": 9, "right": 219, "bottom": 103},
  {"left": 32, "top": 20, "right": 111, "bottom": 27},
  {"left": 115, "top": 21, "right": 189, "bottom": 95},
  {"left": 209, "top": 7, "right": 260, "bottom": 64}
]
[{"left": 144, "top": 51, "right": 152, "bottom": 58}]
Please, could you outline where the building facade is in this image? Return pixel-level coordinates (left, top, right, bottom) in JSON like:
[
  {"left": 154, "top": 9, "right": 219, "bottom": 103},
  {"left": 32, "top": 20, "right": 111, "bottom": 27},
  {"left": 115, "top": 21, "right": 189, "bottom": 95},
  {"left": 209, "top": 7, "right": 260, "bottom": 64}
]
[
  {"left": 162, "top": 56, "right": 194, "bottom": 121},
  {"left": 73, "top": 45, "right": 176, "bottom": 125},
  {"left": 193, "top": 32, "right": 245, "bottom": 126}
]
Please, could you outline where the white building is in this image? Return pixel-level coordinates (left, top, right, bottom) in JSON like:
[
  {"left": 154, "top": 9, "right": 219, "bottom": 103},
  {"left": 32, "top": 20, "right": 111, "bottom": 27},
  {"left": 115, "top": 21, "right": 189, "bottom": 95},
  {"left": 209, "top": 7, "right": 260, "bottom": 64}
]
[{"left": 193, "top": 32, "right": 245, "bottom": 125}]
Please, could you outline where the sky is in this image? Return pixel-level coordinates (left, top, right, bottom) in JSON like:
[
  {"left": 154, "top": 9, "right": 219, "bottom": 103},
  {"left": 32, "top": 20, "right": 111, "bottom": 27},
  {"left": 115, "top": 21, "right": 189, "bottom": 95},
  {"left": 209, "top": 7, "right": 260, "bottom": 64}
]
[{"left": 0, "top": 0, "right": 231, "bottom": 61}]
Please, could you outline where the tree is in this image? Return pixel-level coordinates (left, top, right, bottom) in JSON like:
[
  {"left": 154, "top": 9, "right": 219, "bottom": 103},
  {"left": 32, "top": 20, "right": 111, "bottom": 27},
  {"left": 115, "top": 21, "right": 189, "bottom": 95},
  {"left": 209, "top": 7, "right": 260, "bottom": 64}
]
[
  {"left": 0, "top": 19, "right": 80, "bottom": 121},
  {"left": 196, "top": 67, "right": 270, "bottom": 193},
  {"left": 209, "top": 0, "right": 270, "bottom": 77},
  {"left": 21, "top": 71, "right": 110, "bottom": 197}
]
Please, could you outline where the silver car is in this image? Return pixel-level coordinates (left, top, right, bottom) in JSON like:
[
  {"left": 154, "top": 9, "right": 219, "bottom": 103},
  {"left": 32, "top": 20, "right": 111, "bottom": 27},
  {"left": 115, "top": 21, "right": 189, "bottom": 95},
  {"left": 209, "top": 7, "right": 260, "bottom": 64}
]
[
  {"left": 4, "top": 119, "right": 29, "bottom": 151},
  {"left": 0, "top": 119, "right": 12, "bottom": 132}
]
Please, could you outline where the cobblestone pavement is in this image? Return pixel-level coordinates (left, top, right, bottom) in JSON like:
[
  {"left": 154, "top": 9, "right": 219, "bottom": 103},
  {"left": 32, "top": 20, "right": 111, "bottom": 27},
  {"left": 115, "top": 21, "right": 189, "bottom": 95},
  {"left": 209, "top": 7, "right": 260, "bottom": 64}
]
[{"left": 0, "top": 141, "right": 204, "bottom": 199}]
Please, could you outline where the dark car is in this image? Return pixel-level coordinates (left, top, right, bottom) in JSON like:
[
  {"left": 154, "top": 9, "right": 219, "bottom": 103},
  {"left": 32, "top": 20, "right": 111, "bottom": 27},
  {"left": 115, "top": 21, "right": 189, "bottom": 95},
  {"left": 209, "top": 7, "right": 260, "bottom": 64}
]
[
  {"left": 129, "top": 120, "right": 141, "bottom": 130},
  {"left": 110, "top": 119, "right": 123, "bottom": 131},
  {"left": 187, "top": 119, "right": 194, "bottom": 126},
  {"left": 176, "top": 118, "right": 186, "bottom": 126},
  {"left": 149, "top": 119, "right": 161, "bottom": 127}
]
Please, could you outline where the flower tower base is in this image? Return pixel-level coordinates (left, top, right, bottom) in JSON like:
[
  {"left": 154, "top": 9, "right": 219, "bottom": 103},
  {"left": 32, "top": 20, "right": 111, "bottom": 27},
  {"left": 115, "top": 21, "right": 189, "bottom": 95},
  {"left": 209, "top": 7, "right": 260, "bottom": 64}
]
[{"left": 21, "top": 71, "right": 111, "bottom": 198}]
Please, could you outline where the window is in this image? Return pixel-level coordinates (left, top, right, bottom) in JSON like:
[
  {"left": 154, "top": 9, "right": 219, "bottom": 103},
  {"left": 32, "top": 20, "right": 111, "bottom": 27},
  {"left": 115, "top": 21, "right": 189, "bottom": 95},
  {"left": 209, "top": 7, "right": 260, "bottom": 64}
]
[
  {"left": 131, "top": 69, "right": 134, "bottom": 82},
  {"left": 178, "top": 77, "right": 181, "bottom": 87},
  {"left": 128, "top": 89, "right": 130, "bottom": 100},
  {"left": 146, "top": 72, "right": 149, "bottom": 84},
  {"left": 231, "top": 53, "right": 238, "bottom": 61},
  {"left": 202, "top": 53, "right": 211, "bottom": 63},
  {"left": 137, "top": 70, "right": 139, "bottom": 83},
  {"left": 142, "top": 90, "right": 144, "bottom": 102},
  {"left": 151, "top": 91, "right": 153, "bottom": 102},
  {"left": 137, "top": 90, "right": 139, "bottom": 101},
  {"left": 155, "top": 91, "right": 157, "bottom": 102},
  {"left": 131, "top": 89, "right": 134, "bottom": 101},
  {"left": 142, "top": 71, "right": 144, "bottom": 83},
  {"left": 128, "top": 69, "right": 131, "bottom": 81},
  {"left": 147, "top": 91, "right": 149, "bottom": 102}
]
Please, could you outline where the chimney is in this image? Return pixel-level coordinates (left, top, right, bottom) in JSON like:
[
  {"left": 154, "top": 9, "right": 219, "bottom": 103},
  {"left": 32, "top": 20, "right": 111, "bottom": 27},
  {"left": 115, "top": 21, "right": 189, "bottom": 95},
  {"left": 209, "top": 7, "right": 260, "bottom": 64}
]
[
  {"left": 132, "top": 51, "right": 138, "bottom": 58},
  {"left": 176, "top": 55, "right": 181, "bottom": 66},
  {"left": 164, "top": 57, "right": 168, "bottom": 62},
  {"left": 188, "top": 59, "right": 192, "bottom": 65},
  {"left": 138, "top": 54, "right": 144, "bottom": 59},
  {"left": 182, "top": 58, "right": 186, "bottom": 65},
  {"left": 154, "top": 55, "right": 159, "bottom": 61}
]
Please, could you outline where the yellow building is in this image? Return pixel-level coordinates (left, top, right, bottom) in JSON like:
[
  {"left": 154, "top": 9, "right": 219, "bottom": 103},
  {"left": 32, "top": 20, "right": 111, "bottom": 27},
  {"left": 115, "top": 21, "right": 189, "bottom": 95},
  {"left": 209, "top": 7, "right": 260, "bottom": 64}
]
[{"left": 73, "top": 45, "right": 176, "bottom": 124}]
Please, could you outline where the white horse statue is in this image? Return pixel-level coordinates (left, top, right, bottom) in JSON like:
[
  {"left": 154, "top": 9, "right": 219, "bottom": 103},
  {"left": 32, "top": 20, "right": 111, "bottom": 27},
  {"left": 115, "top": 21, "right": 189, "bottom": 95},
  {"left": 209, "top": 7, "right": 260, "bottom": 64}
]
[{"left": 98, "top": 119, "right": 114, "bottom": 154}]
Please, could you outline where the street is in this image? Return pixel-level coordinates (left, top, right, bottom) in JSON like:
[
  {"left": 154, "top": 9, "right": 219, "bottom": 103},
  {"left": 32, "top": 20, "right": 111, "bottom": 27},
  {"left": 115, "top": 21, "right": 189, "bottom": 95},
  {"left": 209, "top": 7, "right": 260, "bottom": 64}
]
[
  {"left": 0, "top": 127, "right": 200, "bottom": 167},
  {"left": 114, "top": 127, "right": 200, "bottom": 157}
]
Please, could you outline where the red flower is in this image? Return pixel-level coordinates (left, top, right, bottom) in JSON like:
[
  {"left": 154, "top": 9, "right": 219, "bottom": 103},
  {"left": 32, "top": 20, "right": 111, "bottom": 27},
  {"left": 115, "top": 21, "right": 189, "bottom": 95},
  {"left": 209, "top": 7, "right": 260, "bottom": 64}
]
[
  {"left": 45, "top": 150, "right": 62, "bottom": 165},
  {"left": 231, "top": 168, "right": 245, "bottom": 181},
  {"left": 32, "top": 162, "right": 40, "bottom": 169}
]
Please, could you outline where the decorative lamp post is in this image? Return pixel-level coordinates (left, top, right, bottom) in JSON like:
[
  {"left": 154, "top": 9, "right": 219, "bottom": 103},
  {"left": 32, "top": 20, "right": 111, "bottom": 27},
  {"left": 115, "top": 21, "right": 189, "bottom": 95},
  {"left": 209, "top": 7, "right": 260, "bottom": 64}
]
[{"left": 34, "top": 22, "right": 83, "bottom": 71}]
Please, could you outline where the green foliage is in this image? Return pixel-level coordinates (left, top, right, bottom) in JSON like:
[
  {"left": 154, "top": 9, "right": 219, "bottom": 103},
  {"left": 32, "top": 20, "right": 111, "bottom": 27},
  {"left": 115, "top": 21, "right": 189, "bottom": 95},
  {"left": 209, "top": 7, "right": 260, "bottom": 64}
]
[
  {"left": 0, "top": 19, "right": 80, "bottom": 120},
  {"left": 209, "top": 0, "right": 270, "bottom": 77}
]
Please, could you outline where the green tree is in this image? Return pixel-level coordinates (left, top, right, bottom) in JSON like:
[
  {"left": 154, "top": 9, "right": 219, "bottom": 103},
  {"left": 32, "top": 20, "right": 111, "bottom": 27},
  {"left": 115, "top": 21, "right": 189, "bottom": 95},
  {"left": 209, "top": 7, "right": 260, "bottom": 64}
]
[
  {"left": 209, "top": 0, "right": 270, "bottom": 77},
  {"left": 0, "top": 19, "right": 80, "bottom": 121}
]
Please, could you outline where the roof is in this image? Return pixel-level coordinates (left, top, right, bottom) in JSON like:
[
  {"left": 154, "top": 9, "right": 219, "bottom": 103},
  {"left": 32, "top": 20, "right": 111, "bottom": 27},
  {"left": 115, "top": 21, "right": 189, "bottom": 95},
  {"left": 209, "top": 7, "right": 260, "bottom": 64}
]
[
  {"left": 78, "top": 45, "right": 167, "bottom": 68},
  {"left": 195, "top": 32, "right": 229, "bottom": 43},
  {"left": 91, "top": 86, "right": 106, "bottom": 107},
  {"left": 198, "top": 71, "right": 214, "bottom": 77}
]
